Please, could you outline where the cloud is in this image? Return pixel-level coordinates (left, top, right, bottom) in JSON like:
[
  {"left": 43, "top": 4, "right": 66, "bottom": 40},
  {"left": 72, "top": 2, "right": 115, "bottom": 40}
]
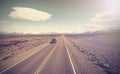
[
  {"left": 86, "top": 11, "right": 120, "bottom": 31},
  {"left": 9, "top": 7, "right": 52, "bottom": 22}
]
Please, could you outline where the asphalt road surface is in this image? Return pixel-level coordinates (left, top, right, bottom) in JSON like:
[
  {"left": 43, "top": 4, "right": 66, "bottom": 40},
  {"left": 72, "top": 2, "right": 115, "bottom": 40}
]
[{"left": 1, "top": 35, "right": 106, "bottom": 74}]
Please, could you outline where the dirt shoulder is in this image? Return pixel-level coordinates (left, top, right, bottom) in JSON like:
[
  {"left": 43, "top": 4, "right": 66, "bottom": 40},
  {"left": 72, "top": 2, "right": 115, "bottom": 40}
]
[{"left": 0, "top": 42, "right": 49, "bottom": 72}]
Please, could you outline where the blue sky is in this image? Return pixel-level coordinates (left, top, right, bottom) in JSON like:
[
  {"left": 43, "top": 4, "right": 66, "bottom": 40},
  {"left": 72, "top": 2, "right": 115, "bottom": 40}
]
[{"left": 0, "top": 0, "right": 120, "bottom": 34}]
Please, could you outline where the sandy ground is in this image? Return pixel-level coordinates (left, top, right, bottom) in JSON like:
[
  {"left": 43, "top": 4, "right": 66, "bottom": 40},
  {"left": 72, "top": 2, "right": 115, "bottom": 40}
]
[
  {"left": 0, "top": 35, "right": 58, "bottom": 72},
  {"left": 67, "top": 31, "right": 120, "bottom": 74},
  {"left": 1, "top": 35, "right": 106, "bottom": 74},
  {"left": 0, "top": 31, "right": 120, "bottom": 74}
]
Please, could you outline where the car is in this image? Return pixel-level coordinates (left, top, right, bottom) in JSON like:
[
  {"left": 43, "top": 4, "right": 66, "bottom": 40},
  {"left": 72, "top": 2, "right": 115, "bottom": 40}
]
[{"left": 50, "top": 39, "right": 56, "bottom": 44}]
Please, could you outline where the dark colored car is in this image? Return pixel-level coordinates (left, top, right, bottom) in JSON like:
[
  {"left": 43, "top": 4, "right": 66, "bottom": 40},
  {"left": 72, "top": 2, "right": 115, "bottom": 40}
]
[{"left": 50, "top": 39, "right": 56, "bottom": 44}]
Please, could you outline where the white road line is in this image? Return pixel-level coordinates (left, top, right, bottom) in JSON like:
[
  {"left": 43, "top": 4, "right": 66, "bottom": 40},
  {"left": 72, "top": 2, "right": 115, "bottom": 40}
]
[
  {"left": 64, "top": 37, "right": 77, "bottom": 74},
  {"left": 0, "top": 43, "right": 49, "bottom": 74}
]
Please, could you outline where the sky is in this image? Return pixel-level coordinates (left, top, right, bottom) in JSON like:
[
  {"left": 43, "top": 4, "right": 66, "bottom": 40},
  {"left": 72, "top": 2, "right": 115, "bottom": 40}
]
[{"left": 0, "top": 0, "right": 120, "bottom": 34}]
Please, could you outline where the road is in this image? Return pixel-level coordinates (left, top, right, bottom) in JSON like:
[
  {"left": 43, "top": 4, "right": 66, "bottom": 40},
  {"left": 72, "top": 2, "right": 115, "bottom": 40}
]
[{"left": 1, "top": 35, "right": 106, "bottom": 74}]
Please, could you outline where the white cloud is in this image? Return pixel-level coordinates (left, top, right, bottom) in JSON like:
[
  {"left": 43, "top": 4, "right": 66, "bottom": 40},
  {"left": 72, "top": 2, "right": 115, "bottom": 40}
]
[
  {"left": 86, "top": 11, "right": 120, "bottom": 31},
  {"left": 10, "top": 25, "right": 20, "bottom": 28},
  {"left": 9, "top": 7, "right": 52, "bottom": 22}
]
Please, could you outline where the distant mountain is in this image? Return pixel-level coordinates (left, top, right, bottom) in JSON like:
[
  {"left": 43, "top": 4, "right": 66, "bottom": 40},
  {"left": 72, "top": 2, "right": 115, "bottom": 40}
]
[{"left": 0, "top": 31, "right": 24, "bottom": 35}]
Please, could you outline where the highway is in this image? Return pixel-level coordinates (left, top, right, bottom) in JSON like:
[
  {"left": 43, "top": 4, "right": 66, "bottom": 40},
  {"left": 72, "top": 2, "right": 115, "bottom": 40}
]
[{"left": 1, "top": 35, "right": 106, "bottom": 74}]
